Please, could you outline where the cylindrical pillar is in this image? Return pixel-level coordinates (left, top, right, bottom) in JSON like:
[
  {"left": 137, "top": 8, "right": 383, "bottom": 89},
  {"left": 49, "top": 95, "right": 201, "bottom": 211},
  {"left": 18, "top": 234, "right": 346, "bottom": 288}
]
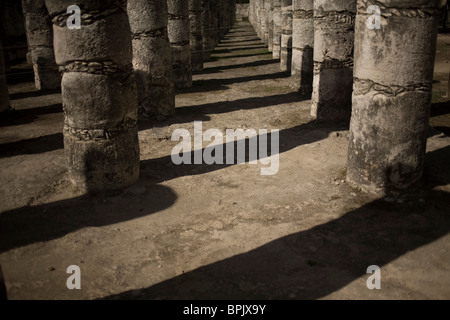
[
  {"left": 291, "top": 0, "right": 314, "bottom": 94},
  {"left": 128, "top": 0, "right": 175, "bottom": 118},
  {"left": 189, "top": 0, "right": 204, "bottom": 71},
  {"left": 347, "top": 0, "right": 441, "bottom": 194},
  {"left": 22, "top": 0, "right": 61, "bottom": 90},
  {"left": 268, "top": 0, "right": 274, "bottom": 52},
  {"left": 272, "top": 0, "right": 282, "bottom": 59},
  {"left": 46, "top": 0, "right": 140, "bottom": 192},
  {"left": 310, "top": 0, "right": 356, "bottom": 121},
  {"left": 168, "top": 0, "right": 192, "bottom": 88},
  {"left": 0, "top": 40, "right": 11, "bottom": 113},
  {"left": 201, "top": 0, "right": 211, "bottom": 60},
  {"left": 280, "top": 0, "right": 293, "bottom": 71}
]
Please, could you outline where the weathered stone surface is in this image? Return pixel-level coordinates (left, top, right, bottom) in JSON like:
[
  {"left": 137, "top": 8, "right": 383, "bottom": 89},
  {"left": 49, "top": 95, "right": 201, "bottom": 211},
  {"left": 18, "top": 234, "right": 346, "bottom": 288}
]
[
  {"left": 268, "top": 0, "right": 274, "bottom": 52},
  {"left": 128, "top": 0, "right": 175, "bottom": 117},
  {"left": 189, "top": 0, "right": 203, "bottom": 71},
  {"left": 168, "top": 0, "right": 192, "bottom": 88},
  {"left": 22, "top": 0, "right": 60, "bottom": 90},
  {"left": 347, "top": 0, "right": 441, "bottom": 194},
  {"left": 46, "top": 0, "right": 140, "bottom": 192},
  {"left": 0, "top": 40, "right": 11, "bottom": 113},
  {"left": 272, "top": 0, "right": 282, "bottom": 58},
  {"left": 280, "top": 0, "right": 293, "bottom": 71},
  {"left": 201, "top": 0, "right": 211, "bottom": 60},
  {"left": 310, "top": 0, "right": 356, "bottom": 120},
  {"left": 291, "top": 0, "right": 313, "bottom": 94}
]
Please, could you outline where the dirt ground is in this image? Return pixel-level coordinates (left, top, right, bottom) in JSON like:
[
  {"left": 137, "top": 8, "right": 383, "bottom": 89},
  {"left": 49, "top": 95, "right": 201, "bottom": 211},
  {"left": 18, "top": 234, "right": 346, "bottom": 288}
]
[{"left": 0, "top": 21, "right": 449, "bottom": 300}]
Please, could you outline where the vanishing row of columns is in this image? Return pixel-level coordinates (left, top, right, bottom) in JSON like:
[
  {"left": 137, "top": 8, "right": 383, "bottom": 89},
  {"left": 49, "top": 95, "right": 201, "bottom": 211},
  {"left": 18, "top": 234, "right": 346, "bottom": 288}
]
[
  {"left": 249, "top": 0, "right": 442, "bottom": 194},
  {"left": 0, "top": 1, "right": 443, "bottom": 196},
  {"left": 0, "top": 0, "right": 236, "bottom": 192}
]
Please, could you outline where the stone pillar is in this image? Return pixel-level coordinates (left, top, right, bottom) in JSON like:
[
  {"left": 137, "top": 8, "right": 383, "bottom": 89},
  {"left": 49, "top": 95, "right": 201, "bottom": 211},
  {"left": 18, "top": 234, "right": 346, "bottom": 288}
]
[
  {"left": 310, "top": 0, "right": 356, "bottom": 121},
  {"left": 273, "top": 0, "right": 282, "bottom": 59},
  {"left": 22, "top": 0, "right": 61, "bottom": 90},
  {"left": 201, "top": 0, "right": 211, "bottom": 60},
  {"left": 189, "top": 0, "right": 203, "bottom": 71},
  {"left": 268, "top": 0, "right": 274, "bottom": 52},
  {"left": 231, "top": 0, "right": 236, "bottom": 26},
  {"left": 0, "top": 40, "right": 11, "bottom": 114},
  {"left": 128, "top": 0, "right": 175, "bottom": 118},
  {"left": 347, "top": 0, "right": 441, "bottom": 194},
  {"left": 46, "top": 0, "right": 140, "bottom": 192},
  {"left": 261, "top": 0, "right": 269, "bottom": 44},
  {"left": 208, "top": 0, "right": 218, "bottom": 48},
  {"left": 291, "top": 0, "right": 314, "bottom": 94},
  {"left": 280, "top": 0, "right": 293, "bottom": 71},
  {"left": 250, "top": 0, "right": 256, "bottom": 26},
  {"left": 168, "top": 0, "right": 192, "bottom": 88},
  {"left": 256, "top": 0, "right": 262, "bottom": 38}
]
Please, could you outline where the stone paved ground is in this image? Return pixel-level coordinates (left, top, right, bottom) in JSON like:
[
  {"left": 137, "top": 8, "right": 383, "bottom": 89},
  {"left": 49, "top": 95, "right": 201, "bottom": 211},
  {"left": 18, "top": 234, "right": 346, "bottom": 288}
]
[{"left": 0, "top": 21, "right": 449, "bottom": 300}]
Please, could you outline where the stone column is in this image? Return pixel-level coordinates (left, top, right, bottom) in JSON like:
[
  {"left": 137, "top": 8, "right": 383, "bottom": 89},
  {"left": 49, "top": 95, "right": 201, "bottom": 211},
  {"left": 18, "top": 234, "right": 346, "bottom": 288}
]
[
  {"left": 189, "top": 0, "right": 204, "bottom": 71},
  {"left": 268, "top": 0, "right": 274, "bottom": 52},
  {"left": 261, "top": 0, "right": 269, "bottom": 44},
  {"left": 22, "top": 0, "right": 61, "bottom": 90},
  {"left": 256, "top": 0, "right": 262, "bottom": 38},
  {"left": 168, "top": 0, "right": 192, "bottom": 88},
  {"left": 273, "top": 0, "right": 282, "bottom": 59},
  {"left": 291, "top": 0, "right": 314, "bottom": 94},
  {"left": 201, "top": 0, "right": 211, "bottom": 60},
  {"left": 251, "top": 0, "right": 256, "bottom": 26},
  {"left": 128, "top": 0, "right": 175, "bottom": 118},
  {"left": 280, "top": 0, "right": 293, "bottom": 71},
  {"left": 347, "top": 0, "right": 441, "bottom": 194},
  {"left": 0, "top": 40, "right": 11, "bottom": 114},
  {"left": 46, "top": 0, "right": 140, "bottom": 192},
  {"left": 310, "top": 0, "right": 356, "bottom": 121},
  {"left": 231, "top": 0, "right": 236, "bottom": 26}
]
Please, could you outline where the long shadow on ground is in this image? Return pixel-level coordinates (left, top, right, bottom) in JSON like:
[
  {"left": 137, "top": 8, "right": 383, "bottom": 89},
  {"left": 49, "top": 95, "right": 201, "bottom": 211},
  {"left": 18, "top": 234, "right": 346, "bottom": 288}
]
[{"left": 103, "top": 146, "right": 450, "bottom": 299}]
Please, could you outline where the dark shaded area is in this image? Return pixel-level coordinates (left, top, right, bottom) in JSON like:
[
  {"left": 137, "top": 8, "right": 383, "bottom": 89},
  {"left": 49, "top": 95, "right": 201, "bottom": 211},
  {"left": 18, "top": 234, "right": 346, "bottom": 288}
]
[
  {"left": 0, "top": 118, "right": 348, "bottom": 254},
  {"left": 0, "top": 132, "right": 63, "bottom": 158},
  {"left": 0, "top": 182, "right": 177, "bottom": 254},
  {"left": 138, "top": 92, "right": 306, "bottom": 130},
  {"left": 212, "top": 45, "right": 267, "bottom": 54},
  {"left": 0, "top": 264, "right": 6, "bottom": 301},
  {"left": 140, "top": 119, "right": 348, "bottom": 184},
  {"left": 5, "top": 66, "right": 34, "bottom": 84},
  {"left": 195, "top": 58, "right": 278, "bottom": 75},
  {"left": 212, "top": 51, "right": 271, "bottom": 60},
  {"left": 103, "top": 187, "right": 449, "bottom": 299},
  {"left": 177, "top": 71, "right": 290, "bottom": 94},
  {"left": 430, "top": 101, "right": 450, "bottom": 118},
  {"left": 0, "top": 103, "right": 62, "bottom": 127},
  {"left": 9, "top": 88, "right": 61, "bottom": 100},
  {"left": 430, "top": 101, "right": 450, "bottom": 136}
]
